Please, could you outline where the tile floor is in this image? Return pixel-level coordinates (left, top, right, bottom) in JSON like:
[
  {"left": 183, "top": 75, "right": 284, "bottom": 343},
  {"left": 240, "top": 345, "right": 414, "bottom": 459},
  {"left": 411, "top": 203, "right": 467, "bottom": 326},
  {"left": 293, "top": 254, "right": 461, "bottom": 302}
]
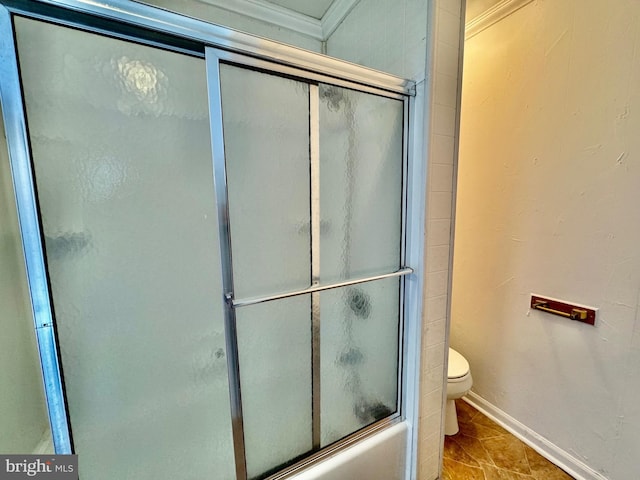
[{"left": 442, "top": 399, "right": 574, "bottom": 480}]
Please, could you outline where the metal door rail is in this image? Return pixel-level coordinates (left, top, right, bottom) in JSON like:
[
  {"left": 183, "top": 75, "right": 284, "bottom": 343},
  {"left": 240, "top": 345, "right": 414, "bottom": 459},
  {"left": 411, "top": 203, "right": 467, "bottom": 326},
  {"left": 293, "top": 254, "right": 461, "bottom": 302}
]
[{"left": 229, "top": 267, "right": 413, "bottom": 308}]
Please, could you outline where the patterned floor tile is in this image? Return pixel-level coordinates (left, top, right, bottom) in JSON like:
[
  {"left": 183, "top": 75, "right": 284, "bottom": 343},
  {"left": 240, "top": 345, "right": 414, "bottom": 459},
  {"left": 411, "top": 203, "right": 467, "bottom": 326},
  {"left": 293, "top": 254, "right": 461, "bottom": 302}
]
[
  {"left": 450, "top": 433, "right": 494, "bottom": 464},
  {"left": 481, "top": 435, "right": 531, "bottom": 475},
  {"left": 524, "top": 445, "right": 574, "bottom": 480},
  {"left": 456, "top": 398, "right": 482, "bottom": 423},
  {"left": 442, "top": 399, "right": 576, "bottom": 480},
  {"left": 442, "top": 457, "right": 486, "bottom": 480},
  {"left": 471, "top": 412, "right": 510, "bottom": 436},
  {"left": 481, "top": 463, "right": 535, "bottom": 480},
  {"left": 458, "top": 418, "right": 508, "bottom": 440},
  {"left": 444, "top": 435, "right": 482, "bottom": 467}
]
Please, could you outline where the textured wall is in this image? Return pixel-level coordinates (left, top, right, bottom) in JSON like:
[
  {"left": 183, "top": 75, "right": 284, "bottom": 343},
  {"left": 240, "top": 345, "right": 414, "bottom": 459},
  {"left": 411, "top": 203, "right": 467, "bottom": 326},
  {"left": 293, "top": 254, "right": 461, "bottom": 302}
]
[
  {"left": 453, "top": 1, "right": 640, "bottom": 478},
  {"left": 326, "top": 0, "right": 429, "bottom": 81}
]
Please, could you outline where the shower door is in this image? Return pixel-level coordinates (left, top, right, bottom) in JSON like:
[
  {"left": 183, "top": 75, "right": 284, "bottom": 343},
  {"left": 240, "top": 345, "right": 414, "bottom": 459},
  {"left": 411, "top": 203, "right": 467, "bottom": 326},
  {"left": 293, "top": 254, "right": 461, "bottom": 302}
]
[
  {"left": 3, "top": 3, "right": 412, "bottom": 480},
  {"left": 209, "top": 50, "right": 407, "bottom": 479},
  {"left": 13, "top": 17, "right": 236, "bottom": 480}
]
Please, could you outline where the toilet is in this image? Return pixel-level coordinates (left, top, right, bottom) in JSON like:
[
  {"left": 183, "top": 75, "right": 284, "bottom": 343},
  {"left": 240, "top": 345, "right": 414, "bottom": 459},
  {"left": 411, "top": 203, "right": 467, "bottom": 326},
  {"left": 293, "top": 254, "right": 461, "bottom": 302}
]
[{"left": 445, "top": 347, "right": 473, "bottom": 435}]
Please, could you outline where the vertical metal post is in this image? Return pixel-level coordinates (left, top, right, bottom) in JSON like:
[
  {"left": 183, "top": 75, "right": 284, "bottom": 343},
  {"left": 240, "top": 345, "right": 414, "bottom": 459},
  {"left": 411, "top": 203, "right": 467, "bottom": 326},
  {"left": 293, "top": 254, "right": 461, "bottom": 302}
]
[
  {"left": 398, "top": 97, "right": 411, "bottom": 412},
  {"left": 205, "top": 48, "right": 247, "bottom": 480},
  {"left": 402, "top": 90, "right": 423, "bottom": 480},
  {"left": 309, "top": 84, "right": 321, "bottom": 450},
  {"left": 0, "top": 7, "right": 72, "bottom": 453}
]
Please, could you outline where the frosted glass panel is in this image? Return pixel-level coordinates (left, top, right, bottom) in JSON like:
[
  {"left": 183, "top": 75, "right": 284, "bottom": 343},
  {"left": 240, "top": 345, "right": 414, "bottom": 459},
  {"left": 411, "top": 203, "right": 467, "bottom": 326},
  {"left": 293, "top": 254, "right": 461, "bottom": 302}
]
[
  {"left": 320, "top": 278, "right": 400, "bottom": 446},
  {"left": 235, "top": 296, "right": 313, "bottom": 479},
  {"left": 220, "top": 63, "right": 311, "bottom": 299},
  {"left": 16, "top": 18, "right": 234, "bottom": 480},
  {"left": 319, "top": 85, "right": 404, "bottom": 282}
]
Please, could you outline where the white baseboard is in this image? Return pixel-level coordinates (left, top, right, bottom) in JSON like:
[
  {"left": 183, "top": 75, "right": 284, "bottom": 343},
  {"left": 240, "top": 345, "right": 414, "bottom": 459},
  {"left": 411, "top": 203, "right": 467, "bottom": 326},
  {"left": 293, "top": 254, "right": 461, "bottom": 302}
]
[{"left": 463, "top": 392, "right": 608, "bottom": 480}]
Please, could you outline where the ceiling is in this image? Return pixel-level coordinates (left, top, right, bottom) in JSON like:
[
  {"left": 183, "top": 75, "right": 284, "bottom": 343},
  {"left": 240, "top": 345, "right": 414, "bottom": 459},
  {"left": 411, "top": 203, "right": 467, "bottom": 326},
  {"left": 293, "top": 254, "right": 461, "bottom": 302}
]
[
  {"left": 240, "top": 0, "right": 501, "bottom": 24},
  {"left": 263, "top": 0, "right": 335, "bottom": 20}
]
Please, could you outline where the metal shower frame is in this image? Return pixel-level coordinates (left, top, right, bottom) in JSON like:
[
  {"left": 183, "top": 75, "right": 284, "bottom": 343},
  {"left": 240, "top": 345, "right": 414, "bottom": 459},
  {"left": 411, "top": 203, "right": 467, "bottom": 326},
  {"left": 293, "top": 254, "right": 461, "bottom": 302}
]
[{"left": 0, "top": 1, "right": 425, "bottom": 479}]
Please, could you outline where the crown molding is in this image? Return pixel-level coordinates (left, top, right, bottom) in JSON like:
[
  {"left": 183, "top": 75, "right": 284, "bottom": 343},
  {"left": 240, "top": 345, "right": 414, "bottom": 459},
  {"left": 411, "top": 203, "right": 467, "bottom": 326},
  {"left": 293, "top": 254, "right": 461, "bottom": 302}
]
[
  {"left": 197, "top": 0, "right": 359, "bottom": 41},
  {"left": 321, "top": 0, "right": 360, "bottom": 39},
  {"left": 198, "top": 0, "right": 323, "bottom": 39},
  {"left": 465, "top": 0, "right": 534, "bottom": 40}
]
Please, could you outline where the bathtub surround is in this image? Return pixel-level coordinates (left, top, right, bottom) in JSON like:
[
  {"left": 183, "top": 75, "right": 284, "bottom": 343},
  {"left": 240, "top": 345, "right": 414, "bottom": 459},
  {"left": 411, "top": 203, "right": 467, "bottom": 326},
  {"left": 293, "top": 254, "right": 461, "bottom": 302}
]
[
  {"left": 454, "top": 0, "right": 640, "bottom": 479},
  {"left": 289, "top": 423, "right": 407, "bottom": 480}
]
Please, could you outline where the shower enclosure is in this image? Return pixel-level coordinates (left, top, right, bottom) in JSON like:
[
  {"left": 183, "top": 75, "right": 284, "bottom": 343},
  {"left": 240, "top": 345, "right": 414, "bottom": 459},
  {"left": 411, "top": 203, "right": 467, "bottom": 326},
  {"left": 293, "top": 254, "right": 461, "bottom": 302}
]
[{"left": 0, "top": 1, "right": 421, "bottom": 479}]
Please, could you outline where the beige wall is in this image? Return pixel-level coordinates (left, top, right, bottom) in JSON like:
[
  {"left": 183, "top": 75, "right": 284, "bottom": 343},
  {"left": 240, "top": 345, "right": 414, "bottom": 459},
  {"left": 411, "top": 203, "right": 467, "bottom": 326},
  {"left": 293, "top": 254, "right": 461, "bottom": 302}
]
[{"left": 453, "top": 1, "right": 640, "bottom": 478}]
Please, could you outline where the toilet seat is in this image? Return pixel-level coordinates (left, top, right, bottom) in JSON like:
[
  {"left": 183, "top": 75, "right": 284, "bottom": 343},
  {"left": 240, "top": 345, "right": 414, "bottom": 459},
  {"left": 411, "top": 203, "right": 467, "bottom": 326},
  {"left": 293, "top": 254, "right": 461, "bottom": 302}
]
[
  {"left": 448, "top": 371, "right": 471, "bottom": 384},
  {"left": 448, "top": 348, "right": 470, "bottom": 380}
]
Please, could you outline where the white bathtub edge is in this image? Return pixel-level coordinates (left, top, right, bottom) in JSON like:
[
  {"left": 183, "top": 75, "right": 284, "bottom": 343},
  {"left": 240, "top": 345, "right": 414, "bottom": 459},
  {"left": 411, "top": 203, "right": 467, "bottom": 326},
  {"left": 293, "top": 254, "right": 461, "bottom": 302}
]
[{"left": 289, "top": 421, "right": 409, "bottom": 480}]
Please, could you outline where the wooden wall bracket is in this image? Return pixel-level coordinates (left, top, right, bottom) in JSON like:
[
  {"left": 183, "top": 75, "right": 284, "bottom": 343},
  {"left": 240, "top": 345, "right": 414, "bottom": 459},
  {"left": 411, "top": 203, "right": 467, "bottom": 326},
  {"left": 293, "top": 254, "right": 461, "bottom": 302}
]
[{"left": 530, "top": 295, "right": 597, "bottom": 326}]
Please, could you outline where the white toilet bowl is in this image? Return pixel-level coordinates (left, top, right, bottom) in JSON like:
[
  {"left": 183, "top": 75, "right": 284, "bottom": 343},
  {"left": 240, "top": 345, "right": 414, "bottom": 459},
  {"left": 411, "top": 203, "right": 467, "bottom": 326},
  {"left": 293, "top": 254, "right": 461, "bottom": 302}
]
[{"left": 445, "top": 347, "right": 473, "bottom": 435}]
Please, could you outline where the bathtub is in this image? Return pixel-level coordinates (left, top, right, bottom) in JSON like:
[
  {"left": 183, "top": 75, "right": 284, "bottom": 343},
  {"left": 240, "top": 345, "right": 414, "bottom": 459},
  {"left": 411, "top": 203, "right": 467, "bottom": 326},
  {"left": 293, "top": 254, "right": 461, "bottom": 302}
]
[{"left": 290, "top": 422, "right": 408, "bottom": 480}]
